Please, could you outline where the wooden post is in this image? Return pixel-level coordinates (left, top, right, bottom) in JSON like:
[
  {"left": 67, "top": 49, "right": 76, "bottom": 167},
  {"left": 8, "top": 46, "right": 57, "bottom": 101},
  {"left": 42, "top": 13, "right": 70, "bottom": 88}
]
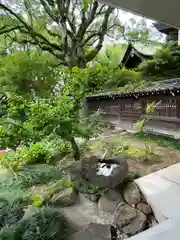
[
  {"left": 176, "top": 97, "right": 180, "bottom": 118},
  {"left": 178, "top": 30, "right": 180, "bottom": 45},
  {"left": 141, "top": 100, "right": 146, "bottom": 116}
]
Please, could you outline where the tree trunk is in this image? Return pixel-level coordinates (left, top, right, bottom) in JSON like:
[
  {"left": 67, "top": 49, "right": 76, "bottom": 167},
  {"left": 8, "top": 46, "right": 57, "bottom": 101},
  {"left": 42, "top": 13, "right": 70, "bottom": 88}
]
[{"left": 70, "top": 137, "right": 80, "bottom": 161}]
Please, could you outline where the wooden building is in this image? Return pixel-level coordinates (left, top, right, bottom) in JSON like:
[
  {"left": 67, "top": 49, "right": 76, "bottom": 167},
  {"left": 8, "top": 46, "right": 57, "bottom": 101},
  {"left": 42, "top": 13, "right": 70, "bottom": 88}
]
[
  {"left": 153, "top": 22, "right": 178, "bottom": 42},
  {"left": 121, "top": 43, "right": 159, "bottom": 69},
  {"left": 86, "top": 78, "right": 180, "bottom": 138}
]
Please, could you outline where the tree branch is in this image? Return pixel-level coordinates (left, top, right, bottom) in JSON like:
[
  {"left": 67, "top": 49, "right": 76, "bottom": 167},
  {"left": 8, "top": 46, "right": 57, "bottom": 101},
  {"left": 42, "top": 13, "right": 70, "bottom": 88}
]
[
  {"left": 77, "top": 1, "right": 99, "bottom": 38},
  {"left": 84, "top": 6, "right": 114, "bottom": 62},
  {"left": 0, "top": 25, "right": 22, "bottom": 34},
  {"left": 40, "top": 0, "right": 58, "bottom": 22},
  {"left": 0, "top": 2, "right": 62, "bottom": 52}
]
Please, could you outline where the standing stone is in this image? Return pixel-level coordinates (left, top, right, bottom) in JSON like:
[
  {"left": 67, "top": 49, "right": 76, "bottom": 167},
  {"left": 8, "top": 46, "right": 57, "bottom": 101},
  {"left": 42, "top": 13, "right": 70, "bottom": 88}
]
[
  {"left": 84, "top": 157, "right": 128, "bottom": 189},
  {"left": 85, "top": 194, "right": 100, "bottom": 202},
  {"left": 70, "top": 222, "right": 111, "bottom": 240},
  {"left": 98, "top": 190, "right": 124, "bottom": 214},
  {"left": 137, "top": 202, "right": 152, "bottom": 215},
  {"left": 123, "top": 182, "right": 141, "bottom": 205},
  {"left": 50, "top": 187, "right": 77, "bottom": 207},
  {"left": 114, "top": 202, "right": 147, "bottom": 236},
  {"left": 23, "top": 206, "right": 39, "bottom": 220}
]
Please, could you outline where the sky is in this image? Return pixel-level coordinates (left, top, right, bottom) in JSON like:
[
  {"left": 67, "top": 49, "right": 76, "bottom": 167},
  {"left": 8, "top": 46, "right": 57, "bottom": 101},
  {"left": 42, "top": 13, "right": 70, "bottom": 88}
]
[{"left": 104, "top": 8, "right": 165, "bottom": 44}]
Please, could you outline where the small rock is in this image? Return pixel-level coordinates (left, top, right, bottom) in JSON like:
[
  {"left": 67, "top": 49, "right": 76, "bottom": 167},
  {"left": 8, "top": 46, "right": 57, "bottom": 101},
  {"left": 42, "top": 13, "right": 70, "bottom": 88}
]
[
  {"left": 114, "top": 202, "right": 147, "bottom": 236},
  {"left": 123, "top": 182, "right": 141, "bottom": 205},
  {"left": 149, "top": 216, "right": 158, "bottom": 227},
  {"left": 137, "top": 202, "right": 152, "bottom": 215},
  {"left": 70, "top": 222, "right": 111, "bottom": 240},
  {"left": 98, "top": 190, "right": 124, "bottom": 214},
  {"left": 85, "top": 194, "right": 99, "bottom": 202},
  {"left": 50, "top": 187, "right": 77, "bottom": 207}
]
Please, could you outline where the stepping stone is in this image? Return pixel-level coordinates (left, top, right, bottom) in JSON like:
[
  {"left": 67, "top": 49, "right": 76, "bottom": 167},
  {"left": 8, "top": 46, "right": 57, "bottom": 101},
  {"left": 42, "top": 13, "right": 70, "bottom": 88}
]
[
  {"left": 61, "top": 194, "right": 113, "bottom": 234},
  {"left": 70, "top": 222, "right": 111, "bottom": 240}
]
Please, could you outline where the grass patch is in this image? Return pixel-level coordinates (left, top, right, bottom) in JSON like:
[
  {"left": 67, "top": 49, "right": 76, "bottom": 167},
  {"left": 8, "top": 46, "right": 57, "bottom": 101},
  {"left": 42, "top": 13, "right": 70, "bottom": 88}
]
[
  {"left": 0, "top": 164, "right": 68, "bottom": 237},
  {"left": 136, "top": 133, "right": 180, "bottom": 150},
  {"left": 99, "top": 137, "right": 156, "bottom": 162},
  {"left": 2, "top": 165, "right": 64, "bottom": 190}
]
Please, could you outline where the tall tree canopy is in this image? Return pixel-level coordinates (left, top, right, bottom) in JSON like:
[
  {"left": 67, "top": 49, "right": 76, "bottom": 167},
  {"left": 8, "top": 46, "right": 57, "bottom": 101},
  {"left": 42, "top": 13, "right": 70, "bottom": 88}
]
[{"left": 0, "top": 0, "right": 125, "bottom": 67}]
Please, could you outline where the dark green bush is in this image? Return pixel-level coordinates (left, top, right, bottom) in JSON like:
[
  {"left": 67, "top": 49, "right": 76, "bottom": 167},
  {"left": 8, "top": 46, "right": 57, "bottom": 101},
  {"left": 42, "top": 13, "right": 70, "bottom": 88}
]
[
  {"left": 0, "top": 226, "right": 16, "bottom": 240},
  {"left": 139, "top": 41, "right": 180, "bottom": 79},
  {"left": 15, "top": 207, "right": 69, "bottom": 240},
  {"left": 1, "top": 165, "right": 64, "bottom": 190},
  {"left": 62, "top": 64, "right": 142, "bottom": 98},
  {"left": 0, "top": 199, "right": 24, "bottom": 228},
  {"left": 14, "top": 165, "right": 64, "bottom": 189},
  {"left": 104, "top": 69, "right": 142, "bottom": 90}
]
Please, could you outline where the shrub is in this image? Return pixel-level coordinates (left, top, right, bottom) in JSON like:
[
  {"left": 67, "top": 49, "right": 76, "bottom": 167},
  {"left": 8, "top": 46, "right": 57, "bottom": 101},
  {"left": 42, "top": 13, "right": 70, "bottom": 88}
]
[
  {"left": 104, "top": 69, "right": 142, "bottom": 90},
  {"left": 139, "top": 41, "right": 180, "bottom": 79},
  {"left": 0, "top": 184, "right": 30, "bottom": 205},
  {"left": 1, "top": 140, "right": 71, "bottom": 169},
  {"left": 0, "top": 199, "right": 24, "bottom": 228},
  {"left": 9, "top": 165, "right": 64, "bottom": 189},
  {"left": 0, "top": 226, "right": 16, "bottom": 240},
  {"left": 15, "top": 207, "right": 69, "bottom": 240},
  {"left": 62, "top": 65, "right": 142, "bottom": 97}
]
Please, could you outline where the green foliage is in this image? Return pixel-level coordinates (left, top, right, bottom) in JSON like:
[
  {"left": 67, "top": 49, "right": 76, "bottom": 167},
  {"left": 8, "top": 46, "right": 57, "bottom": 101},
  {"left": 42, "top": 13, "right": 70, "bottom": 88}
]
[
  {"left": 0, "top": 199, "right": 24, "bottom": 228},
  {"left": 0, "top": 208, "right": 69, "bottom": 240},
  {"left": 1, "top": 140, "right": 70, "bottom": 169},
  {"left": 0, "top": 51, "right": 59, "bottom": 99},
  {"left": 44, "top": 178, "right": 75, "bottom": 199},
  {"left": 2, "top": 166, "right": 63, "bottom": 190},
  {"left": 15, "top": 207, "right": 69, "bottom": 240},
  {"left": 94, "top": 43, "right": 126, "bottom": 68},
  {"left": 139, "top": 41, "right": 180, "bottom": 79},
  {"left": 101, "top": 138, "right": 129, "bottom": 157},
  {"left": 0, "top": 226, "right": 16, "bottom": 240},
  {"left": 26, "top": 96, "right": 99, "bottom": 160},
  {"left": 136, "top": 119, "right": 145, "bottom": 132},
  {"left": 136, "top": 102, "right": 156, "bottom": 134},
  {"left": 122, "top": 172, "right": 140, "bottom": 184},
  {"left": 104, "top": 69, "right": 142, "bottom": 90},
  {"left": 144, "top": 139, "right": 156, "bottom": 157},
  {"left": 101, "top": 138, "right": 155, "bottom": 161},
  {"left": 62, "top": 65, "right": 142, "bottom": 98},
  {"left": 146, "top": 102, "right": 156, "bottom": 114},
  {"left": 31, "top": 195, "right": 43, "bottom": 208},
  {"left": 86, "top": 183, "right": 104, "bottom": 196},
  {"left": 0, "top": 103, "right": 30, "bottom": 149},
  {"left": 136, "top": 132, "right": 180, "bottom": 150},
  {"left": 62, "top": 65, "right": 112, "bottom": 97}
]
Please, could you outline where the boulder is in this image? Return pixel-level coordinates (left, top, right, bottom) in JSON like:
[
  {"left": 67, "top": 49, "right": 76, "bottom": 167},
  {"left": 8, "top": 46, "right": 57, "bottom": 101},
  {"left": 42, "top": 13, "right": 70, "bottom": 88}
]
[
  {"left": 98, "top": 190, "right": 124, "bottom": 214},
  {"left": 123, "top": 182, "right": 141, "bottom": 205},
  {"left": 84, "top": 157, "right": 128, "bottom": 189},
  {"left": 137, "top": 202, "right": 152, "bottom": 215},
  {"left": 70, "top": 222, "right": 112, "bottom": 240},
  {"left": 50, "top": 187, "right": 77, "bottom": 207},
  {"left": 64, "top": 156, "right": 128, "bottom": 191},
  {"left": 114, "top": 202, "right": 147, "bottom": 236}
]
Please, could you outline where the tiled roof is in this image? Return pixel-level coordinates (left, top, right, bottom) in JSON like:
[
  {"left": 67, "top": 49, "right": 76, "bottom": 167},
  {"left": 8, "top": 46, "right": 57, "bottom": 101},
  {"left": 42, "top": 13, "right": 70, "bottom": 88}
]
[{"left": 86, "top": 78, "right": 180, "bottom": 100}]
